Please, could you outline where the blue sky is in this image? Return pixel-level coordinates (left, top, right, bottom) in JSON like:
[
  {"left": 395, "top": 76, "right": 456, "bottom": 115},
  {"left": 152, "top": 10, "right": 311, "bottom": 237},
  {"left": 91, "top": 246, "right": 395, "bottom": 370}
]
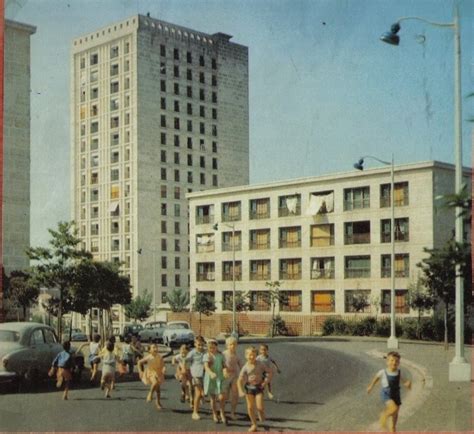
[{"left": 6, "top": 0, "right": 473, "bottom": 247}]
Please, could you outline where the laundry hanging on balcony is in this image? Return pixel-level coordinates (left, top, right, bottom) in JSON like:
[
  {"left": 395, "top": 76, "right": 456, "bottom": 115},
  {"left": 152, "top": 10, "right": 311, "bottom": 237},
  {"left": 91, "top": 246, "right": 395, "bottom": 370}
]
[
  {"left": 306, "top": 192, "right": 334, "bottom": 216},
  {"left": 197, "top": 234, "right": 214, "bottom": 245},
  {"left": 286, "top": 196, "right": 298, "bottom": 214}
]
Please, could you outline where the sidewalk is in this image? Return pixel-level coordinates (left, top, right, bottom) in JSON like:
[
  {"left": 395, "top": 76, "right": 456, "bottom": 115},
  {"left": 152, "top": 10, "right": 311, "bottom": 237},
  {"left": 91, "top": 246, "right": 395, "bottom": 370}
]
[{"left": 236, "top": 335, "right": 472, "bottom": 431}]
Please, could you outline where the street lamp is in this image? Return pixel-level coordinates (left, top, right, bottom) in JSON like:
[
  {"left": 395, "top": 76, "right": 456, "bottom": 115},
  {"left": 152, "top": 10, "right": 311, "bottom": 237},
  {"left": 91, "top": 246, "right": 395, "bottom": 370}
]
[
  {"left": 213, "top": 222, "right": 238, "bottom": 340},
  {"left": 137, "top": 247, "right": 158, "bottom": 321},
  {"left": 380, "top": 6, "right": 470, "bottom": 381},
  {"left": 354, "top": 155, "right": 398, "bottom": 349}
]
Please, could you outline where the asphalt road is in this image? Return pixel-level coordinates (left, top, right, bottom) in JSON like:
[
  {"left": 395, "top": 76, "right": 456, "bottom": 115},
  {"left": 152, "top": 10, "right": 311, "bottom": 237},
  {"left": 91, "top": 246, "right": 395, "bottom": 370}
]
[{"left": 0, "top": 341, "right": 383, "bottom": 432}]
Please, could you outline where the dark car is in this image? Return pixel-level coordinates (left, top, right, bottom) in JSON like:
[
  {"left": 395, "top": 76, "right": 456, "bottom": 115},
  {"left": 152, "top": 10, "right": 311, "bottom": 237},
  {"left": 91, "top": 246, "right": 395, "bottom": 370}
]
[
  {"left": 119, "top": 324, "right": 144, "bottom": 342},
  {"left": 138, "top": 321, "right": 167, "bottom": 343}
]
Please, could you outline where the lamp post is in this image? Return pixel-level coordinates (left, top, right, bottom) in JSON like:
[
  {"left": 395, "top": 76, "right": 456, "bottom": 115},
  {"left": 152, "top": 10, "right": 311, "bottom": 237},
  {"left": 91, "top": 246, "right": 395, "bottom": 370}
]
[
  {"left": 137, "top": 247, "right": 157, "bottom": 321},
  {"left": 354, "top": 154, "right": 398, "bottom": 349},
  {"left": 213, "top": 222, "right": 238, "bottom": 340},
  {"left": 380, "top": 6, "right": 470, "bottom": 381}
]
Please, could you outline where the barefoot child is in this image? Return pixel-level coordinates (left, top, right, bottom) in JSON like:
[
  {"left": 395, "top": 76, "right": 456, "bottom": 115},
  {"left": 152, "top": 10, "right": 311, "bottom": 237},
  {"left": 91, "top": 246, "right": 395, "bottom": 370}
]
[
  {"left": 50, "top": 341, "right": 74, "bottom": 400},
  {"left": 238, "top": 346, "right": 273, "bottom": 432},
  {"left": 186, "top": 336, "right": 206, "bottom": 420},
  {"left": 256, "top": 344, "right": 281, "bottom": 400},
  {"left": 203, "top": 339, "right": 226, "bottom": 424},
  {"left": 120, "top": 336, "right": 134, "bottom": 376},
  {"left": 222, "top": 336, "right": 242, "bottom": 420},
  {"left": 172, "top": 344, "right": 193, "bottom": 405},
  {"left": 367, "top": 351, "right": 411, "bottom": 432},
  {"left": 138, "top": 343, "right": 166, "bottom": 410},
  {"left": 100, "top": 341, "right": 118, "bottom": 398},
  {"left": 77, "top": 334, "right": 102, "bottom": 382}
]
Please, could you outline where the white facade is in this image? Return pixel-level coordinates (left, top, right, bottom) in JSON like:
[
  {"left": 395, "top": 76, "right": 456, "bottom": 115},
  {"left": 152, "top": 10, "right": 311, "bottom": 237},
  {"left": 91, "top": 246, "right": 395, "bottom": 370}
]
[
  {"left": 188, "top": 161, "right": 470, "bottom": 316},
  {"left": 3, "top": 20, "right": 36, "bottom": 274},
  {"left": 70, "top": 15, "right": 249, "bottom": 316}
]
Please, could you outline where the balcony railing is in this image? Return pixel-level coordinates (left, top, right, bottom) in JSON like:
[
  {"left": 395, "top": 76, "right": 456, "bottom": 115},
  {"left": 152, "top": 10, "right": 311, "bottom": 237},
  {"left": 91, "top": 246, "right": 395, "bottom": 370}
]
[
  {"left": 344, "top": 233, "right": 370, "bottom": 244},
  {"left": 344, "top": 267, "right": 370, "bottom": 278},
  {"left": 196, "top": 244, "right": 215, "bottom": 253},
  {"left": 279, "top": 239, "right": 301, "bottom": 248},
  {"left": 222, "top": 241, "right": 241, "bottom": 252},
  {"left": 279, "top": 271, "right": 301, "bottom": 280},
  {"left": 343, "top": 198, "right": 370, "bottom": 210},
  {"left": 381, "top": 231, "right": 410, "bottom": 243},
  {"left": 196, "top": 214, "right": 214, "bottom": 225},
  {"left": 381, "top": 194, "right": 409, "bottom": 208},
  {"left": 250, "top": 210, "right": 270, "bottom": 220},
  {"left": 249, "top": 241, "right": 270, "bottom": 250},
  {"left": 381, "top": 267, "right": 409, "bottom": 278},
  {"left": 250, "top": 272, "right": 270, "bottom": 281},
  {"left": 222, "top": 212, "right": 241, "bottom": 222},
  {"left": 310, "top": 236, "right": 334, "bottom": 247},
  {"left": 311, "top": 268, "right": 335, "bottom": 279},
  {"left": 222, "top": 272, "right": 242, "bottom": 281},
  {"left": 278, "top": 206, "right": 301, "bottom": 217},
  {"left": 196, "top": 272, "right": 215, "bottom": 282}
]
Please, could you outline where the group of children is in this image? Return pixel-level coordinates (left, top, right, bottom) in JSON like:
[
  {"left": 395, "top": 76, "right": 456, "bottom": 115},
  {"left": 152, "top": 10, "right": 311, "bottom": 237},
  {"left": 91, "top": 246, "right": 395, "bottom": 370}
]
[{"left": 50, "top": 334, "right": 411, "bottom": 432}]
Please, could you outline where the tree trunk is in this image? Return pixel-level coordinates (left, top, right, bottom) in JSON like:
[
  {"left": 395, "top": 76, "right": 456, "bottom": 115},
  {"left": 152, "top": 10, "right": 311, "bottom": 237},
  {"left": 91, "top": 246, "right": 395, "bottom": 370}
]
[
  {"left": 58, "top": 288, "right": 63, "bottom": 340},
  {"left": 444, "top": 303, "right": 448, "bottom": 351},
  {"left": 417, "top": 310, "right": 421, "bottom": 340},
  {"left": 199, "top": 313, "right": 202, "bottom": 335},
  {"left": 23, "top": 305, "right": 27, "bottom": 322}
]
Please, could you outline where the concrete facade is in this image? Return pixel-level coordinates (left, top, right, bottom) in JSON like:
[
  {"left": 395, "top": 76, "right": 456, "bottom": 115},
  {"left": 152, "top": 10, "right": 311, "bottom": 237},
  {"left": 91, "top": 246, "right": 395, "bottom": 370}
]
[
  {"left": 70, "top": 15, "right": 249, "bottom": 319},
  {"left": 3, "top": 20, "right": 35, "bottom": 274},
  {"left": 188, "top": 161, "right": 471, "bottom": 317}
]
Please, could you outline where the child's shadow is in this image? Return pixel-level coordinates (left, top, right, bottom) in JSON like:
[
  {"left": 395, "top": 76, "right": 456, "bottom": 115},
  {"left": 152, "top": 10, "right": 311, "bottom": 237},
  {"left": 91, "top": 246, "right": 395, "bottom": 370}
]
[{"left": 275, "top": 399, "right": 324, "bottom": 405}]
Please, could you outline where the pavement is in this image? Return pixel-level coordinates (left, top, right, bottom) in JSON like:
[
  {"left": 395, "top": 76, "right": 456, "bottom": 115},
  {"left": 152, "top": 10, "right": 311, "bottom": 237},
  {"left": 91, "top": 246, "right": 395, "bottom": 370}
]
[{"left": 234, "top": 335, "right": 473, "bottom": 432}]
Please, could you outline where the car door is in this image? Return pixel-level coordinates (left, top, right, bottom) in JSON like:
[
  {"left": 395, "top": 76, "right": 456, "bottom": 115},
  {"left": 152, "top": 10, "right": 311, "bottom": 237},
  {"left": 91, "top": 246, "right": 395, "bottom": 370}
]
[
  {"left": 43, "top": 328, "right": 62, "bottom": 369},
  {"left": 29, "top": 328, "right": 51, "bottom": 375}
]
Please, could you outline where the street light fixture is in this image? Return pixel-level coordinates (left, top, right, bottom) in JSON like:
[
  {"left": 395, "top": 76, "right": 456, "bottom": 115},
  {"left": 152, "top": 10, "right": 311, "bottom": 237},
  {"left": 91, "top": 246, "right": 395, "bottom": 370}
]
[
  {"left": 137, "top": 247, "right": 158, "bottom": 321},
  {"left": 380, "top": 6, "right": 470, "bottom": 381},
  {"left": 213, "top": 222, "right": 238, "bottom": 340},
  {"left": 354, "top": 155, "right": 398, "bottom": 349}
]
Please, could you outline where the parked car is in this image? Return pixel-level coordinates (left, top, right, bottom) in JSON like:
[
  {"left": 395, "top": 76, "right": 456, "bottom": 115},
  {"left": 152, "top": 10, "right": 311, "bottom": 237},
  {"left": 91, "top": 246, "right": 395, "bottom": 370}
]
[
  {"left": 62, "top": 328, "right": 88, "bottom": 342},
  {"left": 119, "top": 323, "right": 144, "bottom": 342},
  {"left": 139, "top": 321, "right": 167, "bottom": 343},
  {"left": 162, "top": 321, "right": 195, "bottom": 348},
  {"left": 0, "top": 322, "right": 84, "bottom": 390}
]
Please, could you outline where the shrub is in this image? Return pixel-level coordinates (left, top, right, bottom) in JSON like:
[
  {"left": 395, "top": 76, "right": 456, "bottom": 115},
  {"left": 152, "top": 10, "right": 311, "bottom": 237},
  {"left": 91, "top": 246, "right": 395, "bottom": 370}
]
[
  {"left": 322, "top": 317, "right": 347, "bottom": 335},
  {"left": 269, "top": 315, "right": 288, "bottom": 336},
  {"left": 401, "top": 318, "right": 419, "bottom": 340},
  {"left": 358, "top": 316, "right": 377, "bottom": 336},
  {"left": 375, "top": 317, "right": 391, "bottom": 337}
]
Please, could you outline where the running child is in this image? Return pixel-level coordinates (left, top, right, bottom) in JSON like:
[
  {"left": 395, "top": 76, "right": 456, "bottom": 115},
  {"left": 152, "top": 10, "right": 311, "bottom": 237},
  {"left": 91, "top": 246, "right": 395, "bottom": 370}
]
[
  {"left": 137, "top": 343, "right": 166, "bottom": 410},
  {"left": 367, "top": 351, "right": 412, "bottom": 432},
  {"left": 186, "top": 335, "right": 206, "bottom": 420},
  {"left": 119, "top": 336, "right": 134, "bottom": 376},
  {"left": 172, "top": 344, "right": 193, "bottom": 405},
  {"left": 203, "top": 339, "right": 226, "bottom": 424},
  {"left": 238, "top": 346, "right": 273, "bottom": 432},
  {"left": 222, "top": 336, "right": 242, "bottom": 420},
  {"left": 100, "top": 341, "right": 118, "bottom": 398},
  {"left": 50, "top": 340, "right": 74, "bottom": 400},
  {"left": 256, "top": 343, "right": 281, "bottom": 400},
  {"left": 77, "top": 334, "right": 101, "bottom": 382}
]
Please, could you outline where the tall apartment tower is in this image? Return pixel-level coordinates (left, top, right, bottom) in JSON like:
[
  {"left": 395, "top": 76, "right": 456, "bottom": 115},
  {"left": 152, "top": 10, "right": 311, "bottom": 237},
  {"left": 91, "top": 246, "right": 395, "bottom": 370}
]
[{"left": 71, "top": 15, "right": 249, "bottom": 317}]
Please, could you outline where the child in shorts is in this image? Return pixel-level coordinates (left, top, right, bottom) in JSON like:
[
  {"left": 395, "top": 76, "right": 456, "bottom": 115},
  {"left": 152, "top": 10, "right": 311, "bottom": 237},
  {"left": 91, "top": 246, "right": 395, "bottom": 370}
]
[
  {"left": 203, "top": 339, "right": 226, "bottom": 424},
  {"left": 222, "top": 336, "right": 242, "bottom": 420},
  {"left": 172, "top": 344, "right": 192, "bottom": 405},
  {"left": 238, "top": 346, "right": 273, "bottom": 432},
  {"left": 256, "top": 343, "right": 281, "bottom": 399},
  {"left": 367, "top": 351, "right": 412, "bottom": 432},
  {"left": 77, "top": 334, "right": 101, "bottom": 382},
  {"left": 119, "top": 335, "right": 134, "bottom": 376},
  {"left": 51, "top": 341, "right": 74, "bottom": 400},
  {"left": 100, "top": 341, "right": 118, "bottom": 398},
  {"left": 186, "top": 336, "right": 206, "bottom": 420},
  {"left": 138, "top": 343, "right": 166, "bottom": 410}
]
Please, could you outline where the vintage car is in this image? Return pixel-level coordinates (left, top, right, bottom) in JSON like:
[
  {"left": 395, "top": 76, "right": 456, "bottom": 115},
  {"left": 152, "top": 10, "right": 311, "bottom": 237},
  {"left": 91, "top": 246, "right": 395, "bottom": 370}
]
[
  {"left": 162, "top": 321, "right": 195, "bottom": 348},
  {"left": 138, "top": 321, "right": 167, "bottom": 343},
  {"left": 119, "top": 323, "right": 144, "bottom": 342},
  {"left": 0, "top": 322, "right": 84, "bottom": 390}
]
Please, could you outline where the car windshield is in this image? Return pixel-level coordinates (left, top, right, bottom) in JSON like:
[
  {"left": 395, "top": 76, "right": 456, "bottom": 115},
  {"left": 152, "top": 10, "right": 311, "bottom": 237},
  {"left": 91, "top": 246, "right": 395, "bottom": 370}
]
[
  {"left": 169, "top": 323, "right": 188, "bottom": 329},
  {"left": 0, "top": 330, "right": 20, "bottom": 342}
]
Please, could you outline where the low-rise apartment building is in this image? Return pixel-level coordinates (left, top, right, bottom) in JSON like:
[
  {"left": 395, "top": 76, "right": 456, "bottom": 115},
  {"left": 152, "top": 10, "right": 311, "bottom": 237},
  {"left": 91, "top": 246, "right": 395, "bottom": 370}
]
[{"left": 188, "top": 161, "right": 470, "bottom": 321}]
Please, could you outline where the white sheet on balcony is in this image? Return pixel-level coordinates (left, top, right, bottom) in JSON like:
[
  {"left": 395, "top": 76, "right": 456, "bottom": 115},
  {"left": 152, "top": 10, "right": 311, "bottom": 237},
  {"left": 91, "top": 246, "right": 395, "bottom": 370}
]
[
  {"left": 286, "top": 197, "right": 298, "bottom": 214},
  {"left": 306, "top": 192, "right": 334, "bottom": 216}
]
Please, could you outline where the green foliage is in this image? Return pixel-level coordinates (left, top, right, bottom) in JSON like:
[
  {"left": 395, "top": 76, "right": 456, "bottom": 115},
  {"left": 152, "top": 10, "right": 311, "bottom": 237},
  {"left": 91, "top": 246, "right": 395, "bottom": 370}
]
[
  {"left": 322, "top": 317, "right": 347, "bottom": 335},
  {"left": 193, "top": 292, "right": 216, "bottom": 317},
  {"left": 349, "top": 292, "right": 370, "bottom": 313},
  {"left": 264, "top": 281, "right": 288, "bottom": 337},
  {"left": 167, "top": 288, "right": 190, "bottom": 312},
  {"left": 269, "top": 314, "right": 288, "bottom": 337},
  {"left": 222, "top": 291, "right": 251, "bottom": 312},
  {"left": 125, "top": 290, "right": 152, "bottom": 322},
  {"left": 5, "top": 270, "right": 40, "bottom": 319}
]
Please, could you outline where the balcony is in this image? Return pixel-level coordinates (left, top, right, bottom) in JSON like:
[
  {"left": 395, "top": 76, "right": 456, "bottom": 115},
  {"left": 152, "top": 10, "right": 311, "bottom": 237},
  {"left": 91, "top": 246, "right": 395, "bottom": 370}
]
[
  {"left": 381, "top": 267, "right": 409, "bottom": 278},
  {"left": 249, "top": 241, "right": 270, "bottom": 250},
  {"left": 250, "top": 272, "right": 270, "bottom": 281},
  {"left": 279, "top": 271, "right": 301, "bottom": 280},
  {"left": 344, "top": 233, "right": 370, "bottom": 244},
  {"left": 311, "top": 268, "right": 335, "bottom": 279},
  {"left": 278, "top": 205, "right": 301, "bottom": 217},
  {"left": 196, "top": 215, "right": 214, "bottom": 225},
  {"left": 344, "top": 267, "right": 370, "bottom": 278},
  {"left": 196, "top": 272, "right": 215, "bottom": 282},
  {"left": 222, "top": 272, "right": 242, "bottom": 281},
  {"left": 222, "top": 241, "right": 241, "bottom": 252},
  {"left": 310, "top": 236, "right": 334, "bottom": 247},
  {"left": 279, "top": 239, "right": 301, "bottom": 248}
]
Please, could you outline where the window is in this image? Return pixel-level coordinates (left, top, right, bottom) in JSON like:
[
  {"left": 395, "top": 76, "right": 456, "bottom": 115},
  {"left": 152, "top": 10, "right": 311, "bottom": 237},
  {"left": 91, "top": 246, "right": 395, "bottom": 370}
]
[
  {"left": 249, "top": 198, "right": 270, "bottom": 220},
  {"left": 174, "top": 65, "right": 180, "bottom": 78},
  {"left": 161, "top": 115, "right": 166, "bottom": 128},
  {"left": 311, "top": 257, "right": 335, "bottom": 279},
  {"left": 200, "top": 173, "right": 206, "bottom": 185},
  {"left": 175, "top": 274, "right": 181, "bottom": 287},
  {"left": 175, "top": 257, "right": 180, "bottom": 270},
  {"left": 174, "top": 239, "right": 180, "bottom": 252},
  {"left": 110, "top": 46, "right": 119, "bottom": 58},
  {"left": 174, "top": 83, "right": 179, "bottom": 95},
  {"left": 174, "top": 222, "right": 180, "bottom": 234},
  {"left": 344, "top": 221, "right": 371, "bottom": 244},
  {"left": 196, "top": 204, "right": 214, "bottom": 224},
  {"left": 110, "top": 98, "right": 119, "bottom": 111},
  {"left": 110, "top": 63, "right": 119, "bottom": 76},
  {"left": 196, "top": 262, "right": 215, "bottom": 281},
  {"left": 187, "top": 86, "right": 193, "bottom": 98},
  {"left": 249, "top": 291, "right": 270, "bottom": 311},
  {"left": 381, "top": 290, "right": 410, "bottom": 314},
  {"left": 199, "top": 55, "right": 205, "bottom": 67},
  {"left": 212, "top": 142, "right": 217, "bottom": 153},
  {"left": 311, "top": 291, "right": 335, "bottom": 313},
  {"left": 173, "top": 135, "right": 179, "bottom": 147},
  {"left": 280, "top": 291, "right": 302, "bottom": 312},
  {"left": 174, "top": 48, "right": 179, "bottom": 60},
  {"left": 174, "top": 117, "right": 180, "bottom": 130},
  {"left": 279, "top": 258, "right": 302, "bottom": 280},
  {"left": 111, "top": 239, "right": 120, "bottom": 251},
  {"left": 30, "top": 329, "right": 45, "bottom": 345},
  {"left": 250, "top": 260, "right": 271, "bottom": 280},
  {"left": 199, "top": 89, "right": 205, "bottom": 101},
  {"left": 91, "top": 121, "right": 99, "bottom": 133},
  {"left": 160, "top": 44, "right": 166, "bottom": 56},
  {"left": 200, "top": 156, "right": 205, "bottom": 168},
  {"left": 310, "top": 224, "right": 334, "bottom": 247},
  {"left": 91, "top": 206, "right": 99, "bottom": 219},
  {"left": 222, "top": 231, "right": 242, "bottom": 251},
  {"left": 212, "top": 75, "right": 217, "bottom": 87},
  {"left": 187, "top": 52, "right": 192, "bottom": 63},
  {"left": 345, "top": 290, "right": 371, "bottom": 313},
  {"left": 212, "top": 108, "right": 217, "bottom": 120},
  {"left": 161, "top": 133, "right": 167, "bottom": 145},
  {"left": 249, "top": 229, "right": 270, "bottom": 250},
  {"left": 381, "top": 254, "right": 409, "bottom": 278},
  {"left": 110, "top": 168, "right": 119, "bottom": 181},
  {"left": 223, "top": 291, "right": 244, "bottom": 311},
  {"left": 174, "top": 169, "right": 180, "bottom": 182},
  {"left": 111, "top": 151, "right": 119, "bottom": 163},
  {"left": 278, "top": 194, "right": 301, "bottom": 217},
  {"left": 161, "top": 168, "right": 167, "bottom": 180},
  {"left": 91, "top": 223, "right": 99, "bottom": 235},
  {"left": 174, "top": 187, "right": 180, "bottom": 200},
  {"left": 196, "top": 233, "right": 215, "bottom": 253},
  {"left": 212, "top": 175, "right": 218, "bottom": 187},
  {"left": 160, "top": 62, "right": 166, "bottom": 75},
  {"left": 222, "top": 201, "right": 241, "bottom": 222},
  {"left": 161, "top": 239, "right": 167, "bottom": 251},
  {"left": 161, "top": 203, "right": 167, "bottom": 216},
  {"left": 111, "top": 221, "right": 119, "bottom": 234},
  {"left": 110, "top": 116, "right": 119, "bottom": 128},
  {"left": 161, "top": 80, "right": 166, "bottom": 92},
  {"left": 187, "top": 120, "right": 193, "bottom": 132},
  {"left": 212, "top": 92, "right": 217, "bottom": 103},
  {"left": 161, "top": 256, "right": 167, "bottom": 269},
  {"left": 90, "top": 70, "right": 98, "bottom": 82},
  {"left": 200, "top": 122, "right": 205, "bottom": 134},
  {"left": 381, "top": 218, "right": 410, "bottom": 242},
  {"left": 199, "top": 72, "right": 205, "bottom": 84},
  {"left": 279, "top": 226, "right": 301, "bottom": 248},
  {"left": 187, "top": 102, "right": 193, "bottom": 114},
  {"left": 91, "top": 87, "right": 99, "bottom": 99},
  {"left": 222, "top": 261, "right": 242, "bottom": 281},
  {"left": 187, "top": 171, "right": 193, "bottom": 183},
  {"left": 80, "top": 57, "right": 86, "bottom": 69},
  {"left": 161, "top": 97, "right": 166, "bottom": 110},
  {"left": 90, "top": 53, "right": 99, "bottom": 65},
  {"left": 212, "top": 158, "right": 218, "bottom": 170},
  {"left": 110, "top": 82, "right": 119, "bottom": 94},
  {"left": 110, "top": 185, "right": 119, "bottom": 199},
  {"left": 160, "top": 185, "right": 167, "bottom": 198},
  {"left": 212, "top": 125, "right": 217, "bottom": 136},
  {"left": 90, "top": 188, "right": 99, "bottom": 202},
  {"left": 187, "top": 154, "right": 193, "bottom": 166},
  {"left": 161, "top": 275, "right": 167, "bottom": 287},
  {"left": 344, "top": 186, "right": 370, "bottom": 210},
  {"left": 344, "top": 256, "right": 371, "bottom": 278},
  {"left": 161, "top": 150, "right": 167, "bottom": 163},
  {"left": 380, "top": 182, "right": 409, "bottom": 207},
  {"left": 211, "top": 58, "right": 217, "bottom": 69}
]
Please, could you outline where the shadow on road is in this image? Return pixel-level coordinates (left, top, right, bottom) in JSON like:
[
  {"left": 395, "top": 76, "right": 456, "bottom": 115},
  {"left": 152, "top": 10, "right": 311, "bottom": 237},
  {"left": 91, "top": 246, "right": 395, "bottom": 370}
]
[{"left": 276, "top": 399, "right": 324, "bottom": 405}]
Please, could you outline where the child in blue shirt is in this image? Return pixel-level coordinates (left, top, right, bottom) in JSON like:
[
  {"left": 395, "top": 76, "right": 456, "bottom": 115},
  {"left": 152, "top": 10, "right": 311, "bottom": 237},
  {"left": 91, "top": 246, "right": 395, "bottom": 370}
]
[{"left": 51, "top": 341, "right": 74, "bottom": 400}]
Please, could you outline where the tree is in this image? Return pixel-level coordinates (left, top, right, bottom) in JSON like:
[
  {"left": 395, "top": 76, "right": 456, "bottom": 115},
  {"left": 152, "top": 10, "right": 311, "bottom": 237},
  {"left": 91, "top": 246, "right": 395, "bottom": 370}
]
[
  {"left": 350, "top": 292, "right": 370, "bottom": 313},
  {"left": 26, "top": 222, "right": 92, "bottom": 338},
  {"left": 407, "top": 276, "right": 434, "bottom": 339},
  {"left": 125, "top": 290, "right": 152, "bottom": 323},
  {"left": 265, "top": 281, "right": 288, "bottom": 337},
  {"left": 418, "top": 240, "right": 471, "bottom": 349},
  {"left": 5, "top": 270, "right": 39, "bottom": 320},
  {"left": 193, "top": 292, "right": 216, "bottom": 335},
  {"left": 167, "top": 288, "right": 190, "bottom": 312}
]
